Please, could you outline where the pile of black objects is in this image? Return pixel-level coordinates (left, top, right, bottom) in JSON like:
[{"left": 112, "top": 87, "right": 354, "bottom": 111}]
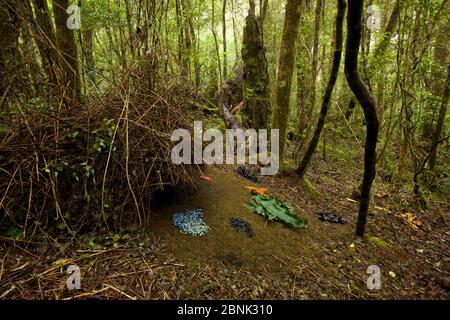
[
  {"left": 317, "top": 212, "right": 348, "bottom": 225},
  {"left": 229, "top": 217, "right": 255, "bottom": 238},
  {"left": 236, "top": 166, "right": 259, "bottom": 183}
]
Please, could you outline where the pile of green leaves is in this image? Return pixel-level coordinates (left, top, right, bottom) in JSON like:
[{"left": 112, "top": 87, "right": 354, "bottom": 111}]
[{"left": 246, "top": 195, "right": 308, "bottom": 229}]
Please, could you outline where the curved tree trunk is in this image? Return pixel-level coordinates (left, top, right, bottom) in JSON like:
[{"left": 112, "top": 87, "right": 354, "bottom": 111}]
[
  {"left": 296, "top": 0, "right": 346, "bottom": 177},
  {"left": 345, "top": 0, "right": 380, "bottom": 237}
]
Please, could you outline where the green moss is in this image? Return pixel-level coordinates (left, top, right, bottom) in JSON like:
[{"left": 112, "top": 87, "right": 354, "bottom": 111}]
[
  {"left": 367, "top": 236, "right": 395, "bottom": 250},
  {"left": 320, "top": 174, "right": 335, "bottom": 184},
  {"left": 299, "top": 177, "right": 319, "bottom": 199},
  {"left": 278, "top": 160, "right": 297, "bottom": 175}
]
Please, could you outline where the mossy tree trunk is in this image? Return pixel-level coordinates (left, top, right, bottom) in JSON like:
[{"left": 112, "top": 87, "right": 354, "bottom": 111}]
[
  {"left": 82, "top": 29, "right": 96, "bottom": 85},
  {"left": 295, "top": 0, "right": 312, "bottom": 144},
  {"left": 30, "top": 0, "right": 59, "bottom": 85},
  {"left": 0, "top": 0, "right": 20, "bottom": 112},
  {"left": 52, "top": 0, "right": 81, "bottom": 107},
  {"left": 241, "top": 0, "right": 271, "bottom": 130},
  {"left": 272, "top": 0, "right": 302, "bottom": 164}
]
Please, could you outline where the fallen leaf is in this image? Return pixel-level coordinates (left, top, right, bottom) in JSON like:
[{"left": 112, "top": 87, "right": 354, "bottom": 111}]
[
  {"left": 374, "top": 206, "right": 390, "bottom": 213},
  {"left": 375, "top": 192, "right": 389, "bottom": 199},
  {"left": 400, "top": 213, "right": 424, "bottom": 231}
]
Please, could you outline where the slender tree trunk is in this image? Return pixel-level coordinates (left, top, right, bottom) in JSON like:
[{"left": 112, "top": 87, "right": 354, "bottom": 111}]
[
  {"left": 373, "top": 0, "right": 400, "bottom": 117},
  {"left": 179, "top": 0, "right": 192, "bottom": 80},
  {"left": 295, "top": 0, "right": 311, "bottom": 144},
  {"left": 27, "top": 0, "right": 58, "bottom": 85},
  {"left": 211, "top": 0, "right": 223, "bottom": 87},
  {"left": 345, "top": 0, "right": 380, "bottom": 237},
  {"left": 188, "top": 14, "right": 201, "bottom": 86},
  {"left": 222, "top": 0, "right": 228, "bottom": 79},
  {"left": 82, "top": 29, "right": 96, "bottom": 85},
  {"left": 0, "top": 2, "right": 19, "bottom": 61},
  {"left": 272, "top": 0, "right": 302, "bottom": 164},
  {"left": 52, "top": 0, "right": 81, "bottom": 106},
  {"left": 0, "top": 0, "right": 20, "bottom": 112},
  {"left": 429, "top": 63, "right": 450, "bottom": 172},
  {"left": 261, "top": 0, "right": 268, "bottom": 22},
  {"left": 297, "top": 0, "right": 346, "bottom": 177},
  {"left": 231, "top": 0, "right": 240, "bottom": 61},
  {"left": 422, "top": 23, "right": 449, "bottom": 140},
  {"left": 175, "top": 0, "right": 185, "bottom": 74},
  {"left": 345, "top": 97, "right": 357, "bottom": 120},
  {"left": 125, "top": 0, "right": 134, "bottom": 58},
  {"left": 306, "top": 0, "right": 323, "bottom": 127},
  {"left": 20, "top": 22, "right": 43, "bottom": 95}
]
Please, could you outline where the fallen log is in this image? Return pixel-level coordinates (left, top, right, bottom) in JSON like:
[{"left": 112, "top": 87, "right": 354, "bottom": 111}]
[{"left": 215, "top": 85, "right": 242, "bottom": 130}]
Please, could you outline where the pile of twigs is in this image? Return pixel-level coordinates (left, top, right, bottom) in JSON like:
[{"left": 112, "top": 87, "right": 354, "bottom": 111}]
[
  {"left": 0, "top": 234, "right": 187, "bottom": 300},
  {"left": 0, "top": 58, "right": 201, "bottom": 237}
]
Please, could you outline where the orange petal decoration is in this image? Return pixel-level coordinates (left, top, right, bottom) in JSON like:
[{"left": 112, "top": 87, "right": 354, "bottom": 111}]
[{"left": 245, "top": 186, "right": 268, "bottom": 195}]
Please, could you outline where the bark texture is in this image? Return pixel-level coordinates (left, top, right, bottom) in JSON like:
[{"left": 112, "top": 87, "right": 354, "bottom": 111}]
[
  {"left": 272, "top": 0, "right": 302, "bottom": 164},
  {"left": 241, "top": 0, "right": 271, "bottom": 129},
  {"left": 345, "top": 0, "right": 380, "bottom": 237}
]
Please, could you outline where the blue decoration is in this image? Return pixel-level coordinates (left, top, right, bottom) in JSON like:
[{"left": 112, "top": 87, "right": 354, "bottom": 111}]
[{"left": 172, "top": 209, "right": 209, "bottom": 237}]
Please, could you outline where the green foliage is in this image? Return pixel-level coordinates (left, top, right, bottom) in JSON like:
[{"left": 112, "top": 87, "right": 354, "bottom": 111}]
[
  {"left": 43, "top": 159, "right": 69, "bottom": 178},
  {"left": 92, "top": 118, "right": 118, "bottom": 153},
  {"left": 246, "top": 194, "right": 308, "bottom": 229},
  {"left": 83, "top": 233, "right": 131, "bottom": 250},
  {"left": 299, "top": 176, "right": 319, "bottom": 199},
  {"left": 6, "top": 226, "right": 23, "bottom": 240}
]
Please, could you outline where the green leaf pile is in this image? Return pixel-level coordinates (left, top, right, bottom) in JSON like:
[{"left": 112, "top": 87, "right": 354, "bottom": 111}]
[{"left": 246, "top": 195, "right": 308, "bottom": 229}]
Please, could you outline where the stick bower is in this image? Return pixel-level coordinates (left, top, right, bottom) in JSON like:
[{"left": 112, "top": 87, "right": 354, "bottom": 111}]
[{"left": 0, "top": 59, "right": 202, "bottom": 235}]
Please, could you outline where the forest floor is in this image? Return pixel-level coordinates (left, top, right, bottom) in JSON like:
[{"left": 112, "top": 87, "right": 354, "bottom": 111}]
[{"left": 0, "top": 136, "right": 449, "bottom": 300}]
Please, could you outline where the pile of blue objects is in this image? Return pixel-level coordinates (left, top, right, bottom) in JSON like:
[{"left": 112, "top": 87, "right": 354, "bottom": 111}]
[{"left": 172, "top": 209, "right": 210, "bottom": 237}]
